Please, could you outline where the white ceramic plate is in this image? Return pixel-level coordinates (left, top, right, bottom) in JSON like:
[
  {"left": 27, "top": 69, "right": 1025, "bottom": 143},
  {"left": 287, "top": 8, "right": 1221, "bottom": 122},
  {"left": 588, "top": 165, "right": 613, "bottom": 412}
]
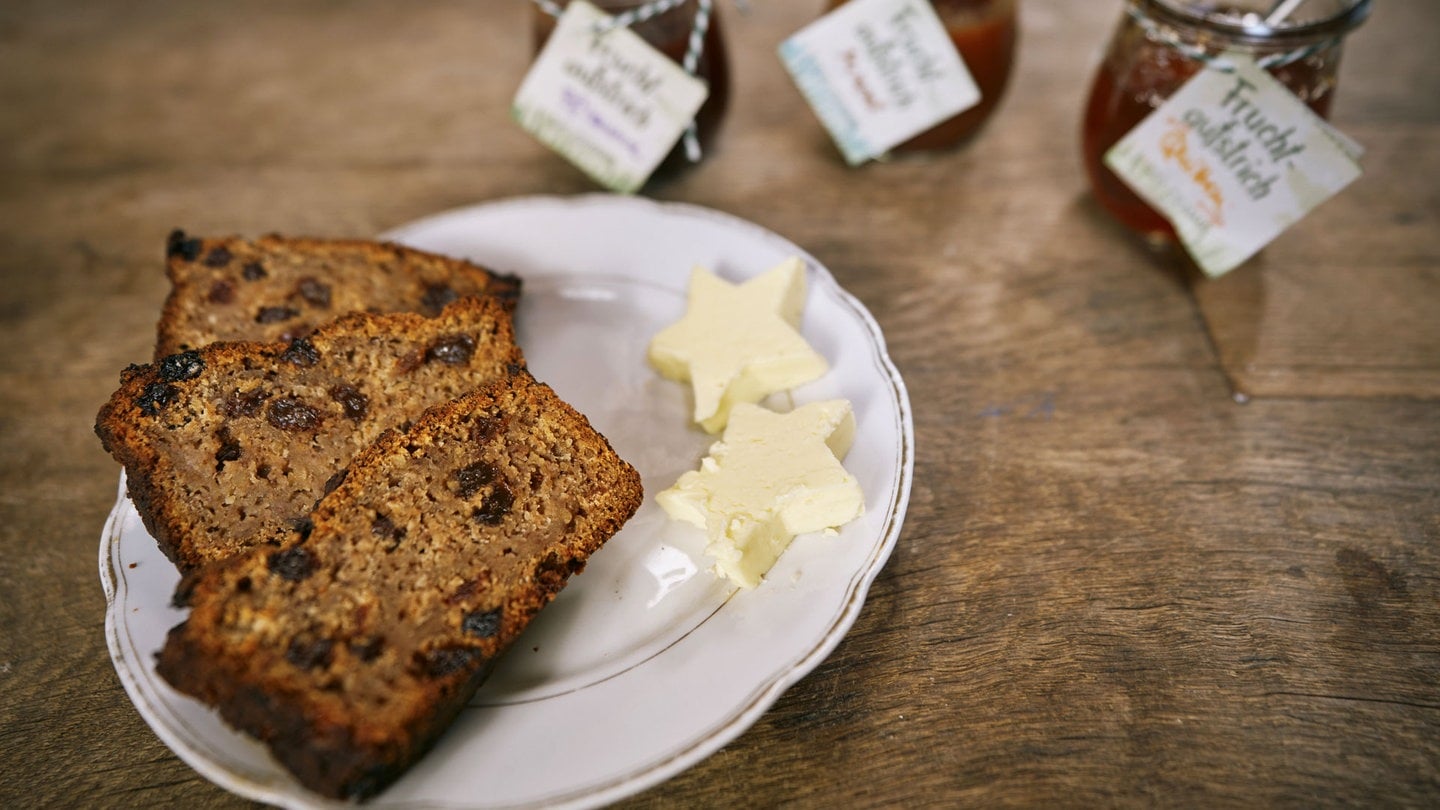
[{"left": 100, "top": 194, "right": 913, "bottom": 809}]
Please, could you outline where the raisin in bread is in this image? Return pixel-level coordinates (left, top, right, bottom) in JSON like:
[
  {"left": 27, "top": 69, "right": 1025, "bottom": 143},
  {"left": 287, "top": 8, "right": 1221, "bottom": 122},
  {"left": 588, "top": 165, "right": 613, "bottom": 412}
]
[
  {"left": 156, "top": 371, "right": 643, "bottom": 800},
  {"left": 96, "top": 296, "right": 524, "bottom": 571},
  {"left": 155, "top": 230, "right": 521, "bottom": 358}
]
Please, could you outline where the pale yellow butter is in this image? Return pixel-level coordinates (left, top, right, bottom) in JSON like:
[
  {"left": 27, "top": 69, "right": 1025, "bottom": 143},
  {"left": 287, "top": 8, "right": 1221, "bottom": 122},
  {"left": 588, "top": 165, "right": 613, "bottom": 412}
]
[
  {"left": 657, "top": 400, "right": 864, "bottom": 588},
  {"left": 648, "top": 257, "right": 828, "bottom": 433}
]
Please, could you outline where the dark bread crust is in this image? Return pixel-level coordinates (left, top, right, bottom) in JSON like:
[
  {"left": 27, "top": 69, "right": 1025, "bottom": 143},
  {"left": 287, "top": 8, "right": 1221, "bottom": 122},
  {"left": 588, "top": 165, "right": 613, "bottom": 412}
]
[
  {"left": 155, "top": 230, "right": 522, "bottom": 359},
  {"left": 156, "top": 372, "right": 643, "bottom": 799},
  {"left": 96, "top": 296, "right": 525, "bottom": 571}
]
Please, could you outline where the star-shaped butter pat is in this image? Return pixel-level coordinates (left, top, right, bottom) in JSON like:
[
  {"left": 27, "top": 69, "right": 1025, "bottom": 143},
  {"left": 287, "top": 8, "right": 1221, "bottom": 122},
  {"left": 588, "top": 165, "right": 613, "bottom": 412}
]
[
  {"left": 657, "top": 400, "right": 865, "bottom": 589},
  {"left": 648, "top": 257, "right": 828, "bottom": 433}
]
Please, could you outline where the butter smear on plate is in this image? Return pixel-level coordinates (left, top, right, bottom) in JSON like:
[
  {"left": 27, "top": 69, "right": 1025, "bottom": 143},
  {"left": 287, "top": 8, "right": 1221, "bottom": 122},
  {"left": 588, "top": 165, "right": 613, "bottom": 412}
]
[
  {"left": 647, "top": 257, "right": 827, "bottom": 434},
  {"left": 657, "top": 400, "right": 864, "bottom": 589}
]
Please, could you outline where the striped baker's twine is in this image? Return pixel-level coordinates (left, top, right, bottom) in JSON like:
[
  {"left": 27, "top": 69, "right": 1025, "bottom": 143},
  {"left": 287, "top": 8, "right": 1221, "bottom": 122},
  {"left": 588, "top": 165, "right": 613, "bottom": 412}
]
[
  {"left": 1126, "top": 4, "right": 1336, "bottom": 72},
  {"left": 680, "top": 0, "right": 712, "bottom": 161},
  {"left": 533, "top": 0, "right": 714, "bottom": 162}
]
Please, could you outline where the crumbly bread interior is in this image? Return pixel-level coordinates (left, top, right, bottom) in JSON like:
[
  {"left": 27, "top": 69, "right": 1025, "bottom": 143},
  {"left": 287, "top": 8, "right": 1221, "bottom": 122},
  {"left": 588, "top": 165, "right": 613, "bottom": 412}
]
[
  {"left": 155, "top": 230, "right": 521, "bottom": 358},
  {"left": 156, "top": 372, "right": 643, "bottom": 799},
  {"left": 96, "top": 296, "right": 524, "bottom": 570}
]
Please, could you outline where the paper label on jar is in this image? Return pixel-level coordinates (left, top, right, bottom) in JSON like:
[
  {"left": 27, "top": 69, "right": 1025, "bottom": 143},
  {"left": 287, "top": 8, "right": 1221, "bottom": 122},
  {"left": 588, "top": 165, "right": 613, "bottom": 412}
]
[
  {"left": 779, "top": 0, "right": 981, "bottom": 165},
  {"left": 1104, "top": 53, "right": 1363, "bottom": 278},
  {"left": 512, "top": 0, "right": 709, "bottom": 194}
]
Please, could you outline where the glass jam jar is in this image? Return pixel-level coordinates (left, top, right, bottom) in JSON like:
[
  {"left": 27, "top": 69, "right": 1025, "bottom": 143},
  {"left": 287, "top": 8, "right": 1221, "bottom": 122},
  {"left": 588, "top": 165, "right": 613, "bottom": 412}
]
[
  {"left": 824, "top": 0, "right": 1019, "bottom": 150},
  {"left": 1081, "top": 0, "right": 1371, "bottom": 242},
  {"left": 532, "top": 0, "right": 730, "bottom": 166}
]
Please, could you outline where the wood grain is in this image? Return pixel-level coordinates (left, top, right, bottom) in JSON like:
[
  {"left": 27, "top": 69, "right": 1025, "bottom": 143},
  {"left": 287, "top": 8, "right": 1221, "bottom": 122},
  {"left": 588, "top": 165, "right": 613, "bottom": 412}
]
[{"left": 0, "top": 1, "right": 1436, "bottom": 807}]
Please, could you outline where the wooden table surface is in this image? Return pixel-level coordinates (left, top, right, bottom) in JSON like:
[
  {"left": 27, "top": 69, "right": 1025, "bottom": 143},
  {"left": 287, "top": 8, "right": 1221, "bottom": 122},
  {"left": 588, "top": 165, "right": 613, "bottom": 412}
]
[{"left": 3, "top": 1, "right": 1437, "bottom": 807}]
